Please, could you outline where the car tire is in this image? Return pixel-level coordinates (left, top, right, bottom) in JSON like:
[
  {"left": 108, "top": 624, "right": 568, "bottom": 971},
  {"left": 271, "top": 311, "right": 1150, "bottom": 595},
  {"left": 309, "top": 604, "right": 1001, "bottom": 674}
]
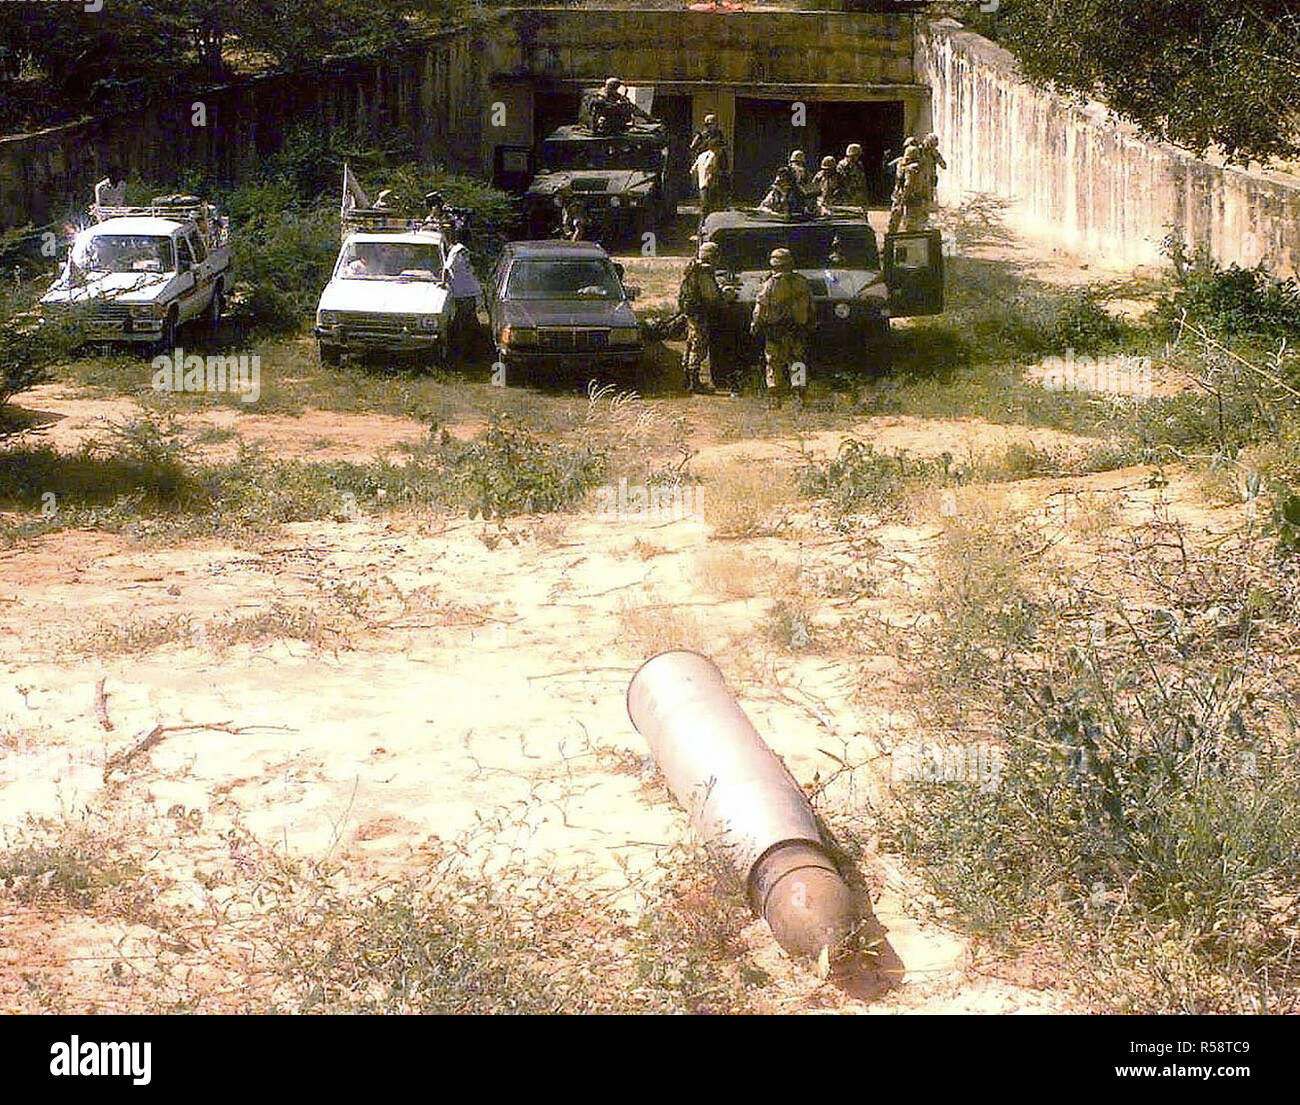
[
  {"left": 155, "top": 310, "right": 178, "bottom": 357},
  {"left": 318, "top": 341, "right": 341, "bottom": 367}
]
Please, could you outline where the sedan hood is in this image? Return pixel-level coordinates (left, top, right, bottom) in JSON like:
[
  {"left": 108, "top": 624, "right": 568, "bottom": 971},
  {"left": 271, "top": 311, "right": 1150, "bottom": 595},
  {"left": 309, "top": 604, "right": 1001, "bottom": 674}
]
[{"left": 500, "top": 298, "right": 639, "bottom": 329}]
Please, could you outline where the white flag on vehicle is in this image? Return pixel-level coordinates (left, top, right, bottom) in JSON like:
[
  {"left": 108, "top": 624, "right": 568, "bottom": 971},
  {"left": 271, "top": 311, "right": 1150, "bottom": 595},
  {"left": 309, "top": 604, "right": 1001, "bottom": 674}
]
[{"left": 341, "top": 163, "right": 369, "bottom": 215}]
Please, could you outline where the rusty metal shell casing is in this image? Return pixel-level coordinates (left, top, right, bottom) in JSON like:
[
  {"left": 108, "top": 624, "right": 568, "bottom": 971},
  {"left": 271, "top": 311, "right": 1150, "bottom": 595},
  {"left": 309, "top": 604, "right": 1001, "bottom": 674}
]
[{"left": 626, "top": 650, "right": 857, "bottom": 962}]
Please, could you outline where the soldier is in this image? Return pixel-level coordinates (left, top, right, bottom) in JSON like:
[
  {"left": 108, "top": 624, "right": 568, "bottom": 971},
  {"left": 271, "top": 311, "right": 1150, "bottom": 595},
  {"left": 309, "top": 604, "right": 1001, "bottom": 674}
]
[
  {"left": 788, "top": 150, "right": 809, "bottom": 189},
  {"left": 589, "top": 76, "right": 654, "bottom": 136},
  {"left": 759, "top": 165, "right": 808, "bottom": 218},
  {"left": 887, "top": 150, "right": 926, "bottom": 234},
  {"left": 752, "top": 247, "right": 814, "bottom": 408},
  {"left": 837, "top": 143, "right": 870, "bottom": 209},
  {"left": 808, "top": 155, "right": 843, "bottom": 214},
  {"left": 919, "top": 133, "right": 946, "bottom": 205},
  {"left": 827, "top": 235, "right": 846, "bottom": 267},
  {"left": 554, "top": 186, "right": 589, "bottom": 241},
  {"left": 677, "top": 241, "right": 723, "bottom": 393}
]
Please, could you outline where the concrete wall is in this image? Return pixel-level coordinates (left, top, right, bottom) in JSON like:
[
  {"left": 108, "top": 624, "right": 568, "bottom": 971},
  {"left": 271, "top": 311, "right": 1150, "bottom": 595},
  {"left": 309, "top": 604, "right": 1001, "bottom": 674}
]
[
  {"left": 920, "top": 20, "right": 1300, "bottom": 276},
  {"left": 0, "top": 19, "right": 499, "bottom": 232},
  {"left": 0, "top": 7, "right": 931, "bottom": 234}
]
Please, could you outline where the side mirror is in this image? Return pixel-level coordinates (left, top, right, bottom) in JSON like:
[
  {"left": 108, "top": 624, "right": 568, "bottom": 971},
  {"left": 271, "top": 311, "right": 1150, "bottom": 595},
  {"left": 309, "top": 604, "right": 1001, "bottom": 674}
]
[{"left": 613, "top": 262, "right": 626, "bottom": 279}]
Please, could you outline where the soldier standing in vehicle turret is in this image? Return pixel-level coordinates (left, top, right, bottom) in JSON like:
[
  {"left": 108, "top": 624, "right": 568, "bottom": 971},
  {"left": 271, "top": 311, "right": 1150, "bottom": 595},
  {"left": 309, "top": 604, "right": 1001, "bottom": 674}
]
[
  {"left": 752, "top": 247, "right": 814, "bottom": 409},
  {"left": 759, "top": 166, "right": 809, "bottom": 218},
  {"left": 678, "top": 241, "right": 723, "bottom": 394},
  {"left": 554, "top": 185, "right": 589, "bottom": 241},
  {"left": 589, "top": 77, "right": 654, "bottom": 135}
]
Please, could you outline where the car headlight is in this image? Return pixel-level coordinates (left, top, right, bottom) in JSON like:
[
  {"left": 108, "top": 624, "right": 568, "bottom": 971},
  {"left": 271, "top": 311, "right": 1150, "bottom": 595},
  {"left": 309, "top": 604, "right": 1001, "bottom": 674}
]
[
  {"left": 834, "top": 303, "right": 851, "bottom": 319},
  {"left": 610, "top": 327, "right": 639, "bottom": 344},
  {"left": 502, "top": 326, "right": 537, "bottom": 347},
  {"left": 419, "top": 316, "right": 437, "bottom": 331},
  {"left": 319, "top": 310, "right": 339, "bottom": 325}
]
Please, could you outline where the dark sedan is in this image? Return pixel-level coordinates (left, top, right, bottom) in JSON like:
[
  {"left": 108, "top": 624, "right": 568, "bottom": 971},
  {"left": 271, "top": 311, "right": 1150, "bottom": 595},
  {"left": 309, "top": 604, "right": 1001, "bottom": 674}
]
[{"left": 486, "top": 241, "right": 643, "bottom": 382}]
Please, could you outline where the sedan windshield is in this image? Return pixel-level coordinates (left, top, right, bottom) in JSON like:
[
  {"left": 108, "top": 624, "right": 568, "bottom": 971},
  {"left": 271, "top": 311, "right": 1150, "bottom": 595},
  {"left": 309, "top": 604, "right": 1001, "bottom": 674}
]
[
  {"left": 337, "top": 242, "right": 443, "bottom": 280},
  {"left": 72, "top": 233, "right": 175, "bottom": 275},
  {"left": 504, "top": 259, "right": 624, "bottom": 301}
]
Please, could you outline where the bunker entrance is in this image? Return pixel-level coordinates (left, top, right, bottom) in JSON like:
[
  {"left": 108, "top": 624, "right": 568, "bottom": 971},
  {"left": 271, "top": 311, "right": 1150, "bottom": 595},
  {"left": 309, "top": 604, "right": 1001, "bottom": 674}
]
[{"left": 733, "top": 97, "right": 905, "bottom": 205}]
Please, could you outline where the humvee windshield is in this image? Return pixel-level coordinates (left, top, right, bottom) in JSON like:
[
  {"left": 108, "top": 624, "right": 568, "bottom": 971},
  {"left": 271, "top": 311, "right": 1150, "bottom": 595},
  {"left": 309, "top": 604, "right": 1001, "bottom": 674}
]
[
  {"left": 541, "top": 139, "right": 662, "bottom": 172},
  {"left": 710, "top": 224, "right": 880, "bottom": 273}
]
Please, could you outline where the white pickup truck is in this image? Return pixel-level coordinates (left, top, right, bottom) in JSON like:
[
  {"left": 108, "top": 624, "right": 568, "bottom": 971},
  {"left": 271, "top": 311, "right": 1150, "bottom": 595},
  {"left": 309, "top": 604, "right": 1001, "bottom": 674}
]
[
  {"left": 40, "top": 194, "right": 231, "bottom": 353},
  {"left": 314, "top": 208, "right": 455, "bottom": 366}
]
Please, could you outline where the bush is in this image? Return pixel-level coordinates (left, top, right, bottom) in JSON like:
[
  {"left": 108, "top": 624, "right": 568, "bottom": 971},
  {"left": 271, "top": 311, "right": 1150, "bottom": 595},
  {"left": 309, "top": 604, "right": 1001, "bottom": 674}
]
[{"left": 1157, "top": 244, "right": 1300, "bottom": 344}]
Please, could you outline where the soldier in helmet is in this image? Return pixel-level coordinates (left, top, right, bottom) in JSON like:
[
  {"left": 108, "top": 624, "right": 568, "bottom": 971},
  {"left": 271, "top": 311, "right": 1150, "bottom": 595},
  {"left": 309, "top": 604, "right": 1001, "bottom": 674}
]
[
  {"left": 677, "top": 240, "right": 723, "bottom": 393},
  {"left": 787, "top": 150, "right": 809, "bottom": 189},
  {"left": 554, "top": 184, "right": 589, "bottom": 241},
  {"left": 752, "top": 247, "right": 814, "bottom": 408},
  {"left": 759, "top": 165, "right": 808, "bottom": 218},
  {"left": 589, "top": 76, "right": 654, "bottom": 136},
  {"left": 919, "top": 133, "right": 946, "bottom": 206},
  {"left": 887, "top": 148, "right": 926, "bottom": 234},
  {"left": 837, "top": 143, "right": 869, "bottom": 209},
  {"left": 808, "top": 155, "right": 843, "bottom": 214}
]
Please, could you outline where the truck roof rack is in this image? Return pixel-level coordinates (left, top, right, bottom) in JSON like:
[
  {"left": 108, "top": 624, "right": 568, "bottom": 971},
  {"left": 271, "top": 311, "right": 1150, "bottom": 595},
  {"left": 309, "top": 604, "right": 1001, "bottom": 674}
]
[
  {"left": 89, "top": 195, "right": 229, "bottom": 248},
  {"left": 340, "top": 208, "right": 432, "bottom": 240}
]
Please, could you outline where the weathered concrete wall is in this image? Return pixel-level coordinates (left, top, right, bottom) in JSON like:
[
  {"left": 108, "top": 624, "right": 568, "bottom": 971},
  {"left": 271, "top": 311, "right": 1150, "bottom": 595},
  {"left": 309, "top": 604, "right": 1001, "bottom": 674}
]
[
  {"left": 0, "top": 19, "right": 499, "bottom": 232},
  {"left": 0, "top": 6, "right": 929, "bottom": 234},
  {"left": 920, "top": 20, "right": 1300, "bottom": 276},
  {"left": 507, "top": 8, "right": 917, "bottom": 86}
]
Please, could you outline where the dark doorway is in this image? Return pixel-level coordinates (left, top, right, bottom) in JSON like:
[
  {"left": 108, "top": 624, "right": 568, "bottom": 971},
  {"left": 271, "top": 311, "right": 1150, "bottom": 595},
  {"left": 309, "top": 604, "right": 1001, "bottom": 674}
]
[
  {"left": 812, "top": 101, "right": 904, "bottom": 205},
  {"left": 532, "top": 89, "right": 583, "bottom": 146},
  {"left": 733, "top": 97, "right": 798, "bottom": 202},
  {"left": 650, "top": 92, "right": 692, "bottom": 207}
]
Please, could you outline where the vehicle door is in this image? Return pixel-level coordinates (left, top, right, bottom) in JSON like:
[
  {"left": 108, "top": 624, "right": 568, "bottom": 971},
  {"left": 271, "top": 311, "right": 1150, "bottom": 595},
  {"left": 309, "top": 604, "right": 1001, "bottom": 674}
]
[
  {"left": 883, "top": 229, "right": 944, "bottom": 317},
  {"left": 173, "top": 233, "right": 201, "bottom": 322},
  {"left": 186, "top": 229, "right": 216, "bottom": 316}
]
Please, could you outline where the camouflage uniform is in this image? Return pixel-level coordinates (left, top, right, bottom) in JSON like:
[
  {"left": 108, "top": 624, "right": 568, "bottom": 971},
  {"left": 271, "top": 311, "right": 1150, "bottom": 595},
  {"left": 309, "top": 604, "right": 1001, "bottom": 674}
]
[
  {"left": 752, "top": 249, "right": 814, "bottom": 402},
  {"left": 887, "top": 155, "right": 925, "bottom": 234},
  {"left": 808, "top": 156, "right": 843, "bottom": 214},
  {"left": 758, "top": 168, "right": 808, "bottom": 217},
  {"left": 678, "top": 245, "right": 722, "bottom": 392},
  {"left": 836, "top": 144, "right": 869, "bottom": 209}
]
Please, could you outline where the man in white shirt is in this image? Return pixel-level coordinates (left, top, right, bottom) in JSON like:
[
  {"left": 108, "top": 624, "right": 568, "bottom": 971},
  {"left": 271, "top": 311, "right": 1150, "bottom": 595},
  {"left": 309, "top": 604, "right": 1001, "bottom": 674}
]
[
  {"left": 442, "top": 231, "right": 482, "bottom": 358},
  {"left": 691, "top": 145, "right": 722, "bottom": 224}
]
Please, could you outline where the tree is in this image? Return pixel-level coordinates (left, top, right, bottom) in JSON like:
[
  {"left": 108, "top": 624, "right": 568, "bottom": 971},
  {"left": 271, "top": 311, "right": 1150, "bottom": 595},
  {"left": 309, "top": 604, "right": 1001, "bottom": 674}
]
[{"left": 968, "top": 0, "right": 1300, "bottom": 165}]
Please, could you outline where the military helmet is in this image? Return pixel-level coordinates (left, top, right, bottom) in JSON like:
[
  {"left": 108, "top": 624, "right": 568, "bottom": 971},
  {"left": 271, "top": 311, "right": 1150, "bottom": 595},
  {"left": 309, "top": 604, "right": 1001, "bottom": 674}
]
[
  {"left": 704, "top": 113, "right": 717, "bottom": 125},
  {"left": 904, "top": 136, "right": 920, "bottom": 148},
  {"left": 925, "top": 133, "right": 939, "bottom": 146},
  {"left": 769, "top": 248, "right": 794, "bottom": 270},
  {"left": 820, "top": 155, "right": 837, "bottom": 169},
  {"left": 789, "top": 149, "right": 806, "bottom": 164},
  {"left": 604, "top": 77, "right": 622, "bottom": 92},
  {"left": 698, "top": 241, "right": 720, "bottom": 261},
  {"left": 845, "top": 142, "right": 863, "bottom": 157}
]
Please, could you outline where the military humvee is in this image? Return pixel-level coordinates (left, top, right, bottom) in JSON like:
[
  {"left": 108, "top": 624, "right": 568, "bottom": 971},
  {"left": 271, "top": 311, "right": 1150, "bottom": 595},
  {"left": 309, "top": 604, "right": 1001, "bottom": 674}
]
[
  {"left": 700, "top": 208, "right": 944, "bottom": 374},
  {"left": 522, "top": 121, "right": 671, "bottom": 243}
]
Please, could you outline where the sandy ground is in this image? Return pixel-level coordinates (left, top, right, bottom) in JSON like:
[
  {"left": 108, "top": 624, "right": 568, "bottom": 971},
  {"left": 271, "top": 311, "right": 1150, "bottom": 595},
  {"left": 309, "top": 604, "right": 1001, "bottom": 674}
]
[{"left": 0, "top": 217, "right": 1235, "bottom": 1013}]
